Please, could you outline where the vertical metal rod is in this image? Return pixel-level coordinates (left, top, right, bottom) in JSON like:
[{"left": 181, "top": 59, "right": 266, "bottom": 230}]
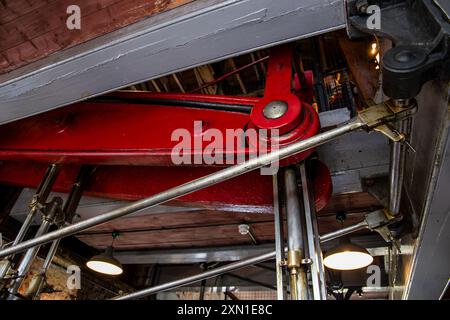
[
  {"left": 284, "top": 167, "right": 308, "bottom": 300},
  {"left": 199, "top": 279, "right": 206, "bottom": 300},
  {"left": 0, "top": 119, "right": 364, "bottom": 260},
  {"left": 285, "top": 168, "right": 304, "bottom": 250},
  {"left": 272, "top": 174, "right": 286, "bottom": 300},
  {"left": 389, "top": 118, "right": 408, "bottom": 216},
  {"left": 0, "top": 164, "right": 60, "bottom": 281},
  {"left": 299, "top": 163, "right": 327, "bottom": 300}
]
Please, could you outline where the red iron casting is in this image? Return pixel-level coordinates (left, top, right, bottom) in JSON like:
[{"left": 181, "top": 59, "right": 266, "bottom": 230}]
[{"left": 0, "top": 44, "right": 332, "bottom": 212}]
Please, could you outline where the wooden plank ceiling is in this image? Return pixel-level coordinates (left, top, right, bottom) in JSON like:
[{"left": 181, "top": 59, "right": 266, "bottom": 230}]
[
  {"left": 0, "top": 0, "right": 194, "bottom": 73},
  {"left": 76, "top": 192, "right": 381, "bottom": 250}
]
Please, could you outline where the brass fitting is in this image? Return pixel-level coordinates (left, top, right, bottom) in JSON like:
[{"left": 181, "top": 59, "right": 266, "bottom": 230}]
[
  {"left": 357, "top": 99, "right": 417, "bottom": 142},
  {"left": 383, "top": 208, "right": 398, "bottom": 221},
  {"left": 287, "top": 250, "right": 302, "bottom": 270}
]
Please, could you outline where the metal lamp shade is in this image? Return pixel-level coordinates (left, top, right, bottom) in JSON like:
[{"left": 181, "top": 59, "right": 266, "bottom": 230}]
[
  {"left": 86, "top": 246, "right": 123, "bottom": 275},
  {"left": 323, "top": 238, "right": 373, "bottom": 271}
]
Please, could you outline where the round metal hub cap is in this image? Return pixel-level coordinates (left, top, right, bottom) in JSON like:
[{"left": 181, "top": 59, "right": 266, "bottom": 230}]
[{"left": 263, "top": 100, "right": 288, "bottom": 119}]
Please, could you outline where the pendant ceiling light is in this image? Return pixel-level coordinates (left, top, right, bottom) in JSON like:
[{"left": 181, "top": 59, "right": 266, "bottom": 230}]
[
  {"left": 323, "top": 237, "right": 373, "bottom": 271},
  {"left": 86, "top": 231, "right": 123, "bottom": 275}
]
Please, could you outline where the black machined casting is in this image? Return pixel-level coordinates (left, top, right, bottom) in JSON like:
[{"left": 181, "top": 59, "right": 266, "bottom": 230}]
[{"left": 346, "top": 0, "right": 450, "bottom": 99}]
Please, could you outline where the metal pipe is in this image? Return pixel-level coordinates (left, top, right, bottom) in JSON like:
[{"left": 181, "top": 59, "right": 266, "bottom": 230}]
[
  {"left": 299, "top": 163, "right": 327, "bottom": 300},
  {"left": 226, "top": 273, "right": 277, "bottom": 291},
  {"left": 7, "top": 197, "right": 62, "bottom": 297},
  {"left": 0, "top": 164, "right": 60, "bottom": 281},
  {"left": 389, "top": 119, "right": 408, "bottom": 216},
  {"left": 42, "top": 239, "right": 60, "bottom": 273},
  {"left": 115, "top": 251, "right": 276, "bottom": 300},
  {"left": 272, "top": 174, "right": 286, "bottom": 300},
  {"left": 284, "top": 167, "right": 308, "bottom": 300},
  {"left": 0, "top": 119, "right": 364, "bottom": 259},
  {"left": 24, "top": 238, "right": 60, "bottom": 300},
  {"left": 247, "top": 229, "right": 258, "bottom": 245},
  {"left": 114, "top": 218, "right": 377, "bottom": 300},
  {"left": 27, "top": 166, "right": 93, "bottom": 299},
  {"left": 284, "top": 168, "right": 304, "bottom": 251},
  {"left": 7, "top": 220, "right": 53, "bottom": 297},
  {"left": 319, "top": 220, "right": 368, "bottom": 243}
]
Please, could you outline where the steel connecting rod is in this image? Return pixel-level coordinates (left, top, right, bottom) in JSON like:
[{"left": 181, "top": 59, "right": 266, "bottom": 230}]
[
  {"left": 114, "top": 211, "right": 394, "bottom": 300},
  {"left": 284, "top": 167, "right": 308, "bottom": 300},
  {"left": 0, "top": 100, "right": 415, "bottom": 260},
  {"left": 115, "top": 251, "right": 277, "bottom": 300}
]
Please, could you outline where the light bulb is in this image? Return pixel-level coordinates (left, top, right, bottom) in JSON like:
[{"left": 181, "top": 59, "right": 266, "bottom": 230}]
[{"left": 324, "top": 250, "right": 373, "bottom": 271}]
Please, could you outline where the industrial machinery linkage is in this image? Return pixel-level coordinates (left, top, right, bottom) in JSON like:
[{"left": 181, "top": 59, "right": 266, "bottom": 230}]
[
  {"left": 0, "top": 94, "right": 417, "bottom": 299},
  {"left": 1, "top": 3, "right": 440, "bottom": 296},
  {"left": 112, "top": 0, "right": 450, "bottom": 300},
  {"left": 0, "top": 45, "right": 330, "bottom": 214}
]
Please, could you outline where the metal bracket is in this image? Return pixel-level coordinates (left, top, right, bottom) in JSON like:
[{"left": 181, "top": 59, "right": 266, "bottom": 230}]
[
  {"left": 357, "top": 99, "right": 417, "bottom": 141},
  {"left": 301, "top": 258, "right": 313, "bottom": 266},
  {"left": 40, "top": 197, "right": 64, "bottom": 226},
  {"left": 364, "top": 209, "right": 402, "bottom": 246}
]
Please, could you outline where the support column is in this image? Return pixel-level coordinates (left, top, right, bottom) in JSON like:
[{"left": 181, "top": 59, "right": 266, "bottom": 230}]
[
  {"left": 0, "top": 164, "right": 60, "bottom": 286},
  {"left": 24, "top": 166, "right": 94, "bottom": 300},
  {"left": 7, "top": 197, "right": 63, "bottom": 299},
  {"left": 284, "top": 167, "right": 308, "bottom": 300},
  {"left": 299, "top": 162, "right": 327, "bottom": 300},
  {"left": 273, "top": 174, "right": 287, "bottom": 300}
]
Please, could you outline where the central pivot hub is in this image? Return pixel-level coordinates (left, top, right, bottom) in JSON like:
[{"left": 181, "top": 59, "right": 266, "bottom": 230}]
[{"left": 263, "top": 100, "right": 288, "bottom": 119}]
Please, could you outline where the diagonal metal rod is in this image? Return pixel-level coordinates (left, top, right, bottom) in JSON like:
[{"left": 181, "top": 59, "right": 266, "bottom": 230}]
[
  {"left": 0, "top": 164, "right": 60, "bottom": 282},
  {"left": 25, "top": 166, "right": 94, "bottom": 299},
  {"left": 0, "top": 118, "right": 364, "bottom": 260},
  {"left": 319, "top": 220, "right": 368, "bottom": 243},
  {"left": 114, "top": 221, "right": 380, "bottom": 300},
  {"left": 115, "top": 251, "right": 277, "bottom": 300}
]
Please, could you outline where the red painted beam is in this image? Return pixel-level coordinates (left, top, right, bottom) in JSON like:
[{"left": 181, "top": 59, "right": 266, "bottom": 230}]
[
  {"left": 0, "top": 45, "right": 319, "bottom": 167},
  {"left": 0, "top": 98, "right": 251, "bottom": 165},
  {"left": 0, "top": 160, "right": 331, "bottom": 213},
  {"left": 0, "top": 45, "right": 332, "bottom": 213}
]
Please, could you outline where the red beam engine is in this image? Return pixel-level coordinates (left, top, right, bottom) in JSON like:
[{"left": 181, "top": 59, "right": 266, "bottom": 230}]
[{"left": 0, "top": 45, "right": 332, "bottom": 214}]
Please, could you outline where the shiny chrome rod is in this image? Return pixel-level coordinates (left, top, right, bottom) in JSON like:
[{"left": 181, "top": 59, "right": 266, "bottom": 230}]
[
  {"left": 115, "top": 251, "right": 276, "bottom": 300},
  {"left": 389, "top": 119, "right": 409, "bottom": 216},
  {"left": 284, "top": 167, "right": 308, "bottom": 300},
  {"left": 319, "top": 220, "right": 368, "bottom": 243},
  {"left": 115, "top": 219, "right": 380, "bottom": 300}
]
